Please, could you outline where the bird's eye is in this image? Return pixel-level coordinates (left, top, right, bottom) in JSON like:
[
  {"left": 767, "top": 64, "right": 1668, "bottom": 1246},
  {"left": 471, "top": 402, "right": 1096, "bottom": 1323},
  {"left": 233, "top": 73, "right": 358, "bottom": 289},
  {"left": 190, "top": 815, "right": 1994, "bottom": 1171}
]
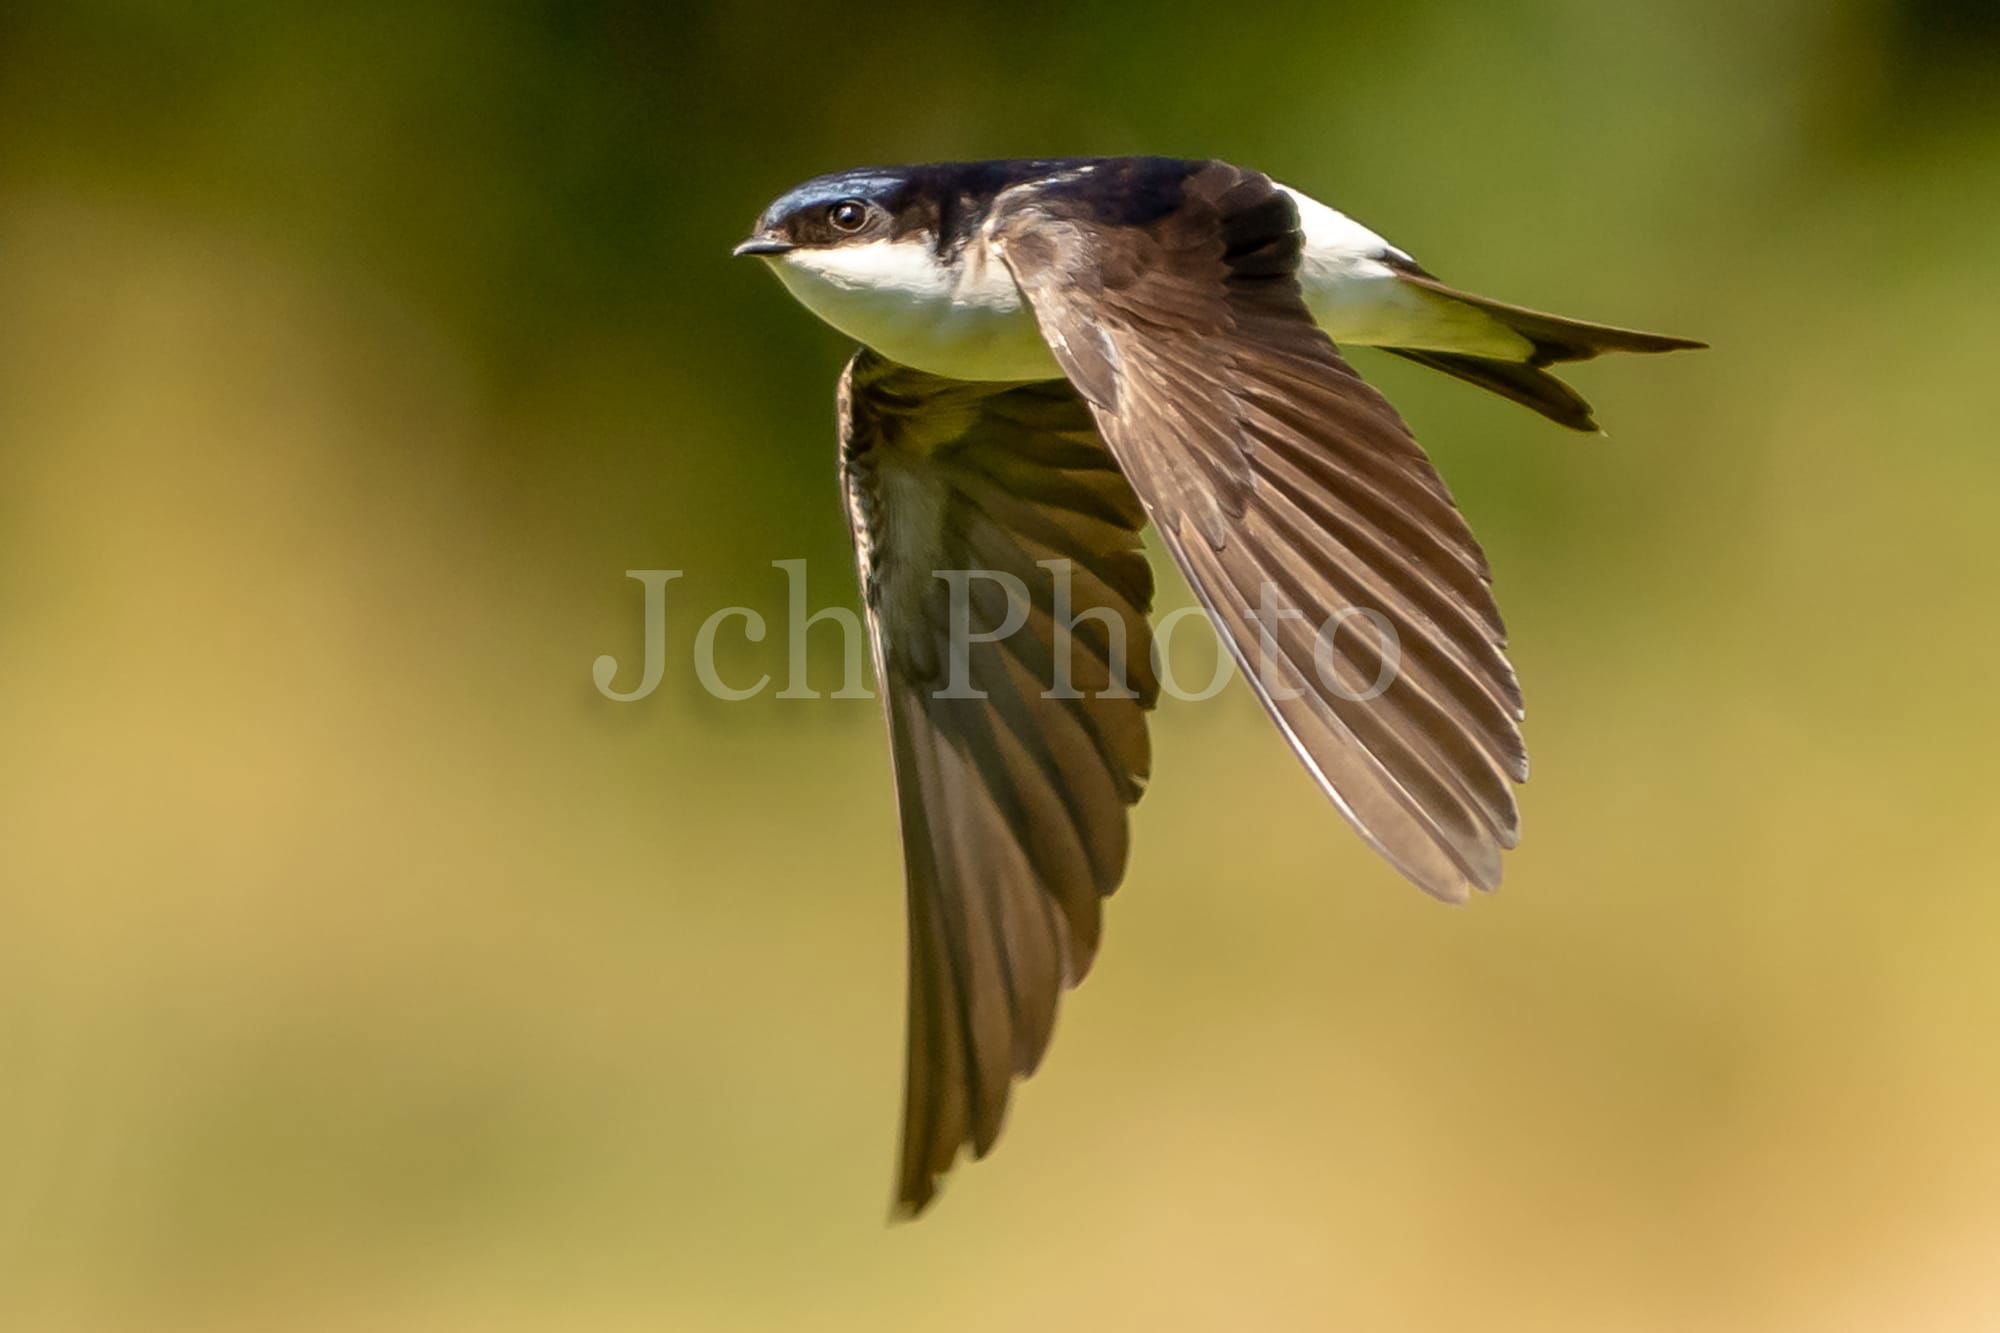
[{"left": 827, "top": 200, "right": 869, "bottom": 232}]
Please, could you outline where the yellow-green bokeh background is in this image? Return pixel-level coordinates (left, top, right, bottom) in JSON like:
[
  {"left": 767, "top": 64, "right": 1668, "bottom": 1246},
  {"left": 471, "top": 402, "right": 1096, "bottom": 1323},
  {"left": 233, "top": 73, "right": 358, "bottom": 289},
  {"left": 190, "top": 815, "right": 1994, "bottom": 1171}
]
[{"left": 5, "top": 2, "right": 1999, "bottom": 1328}]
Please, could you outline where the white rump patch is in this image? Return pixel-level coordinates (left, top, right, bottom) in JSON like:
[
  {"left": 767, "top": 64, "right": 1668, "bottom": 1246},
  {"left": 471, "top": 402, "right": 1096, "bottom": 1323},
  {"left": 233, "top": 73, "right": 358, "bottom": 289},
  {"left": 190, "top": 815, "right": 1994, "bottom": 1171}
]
[{"left": 1278, "top": 185, "right": 1533, "bottom": 360}]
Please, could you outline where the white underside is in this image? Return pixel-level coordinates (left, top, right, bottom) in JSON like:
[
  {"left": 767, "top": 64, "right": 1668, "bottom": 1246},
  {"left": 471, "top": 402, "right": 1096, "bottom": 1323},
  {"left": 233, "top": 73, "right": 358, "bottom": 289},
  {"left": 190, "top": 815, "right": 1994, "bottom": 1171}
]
[{"left": 764, "top": 184, "right": 1531, "bottom": 382}]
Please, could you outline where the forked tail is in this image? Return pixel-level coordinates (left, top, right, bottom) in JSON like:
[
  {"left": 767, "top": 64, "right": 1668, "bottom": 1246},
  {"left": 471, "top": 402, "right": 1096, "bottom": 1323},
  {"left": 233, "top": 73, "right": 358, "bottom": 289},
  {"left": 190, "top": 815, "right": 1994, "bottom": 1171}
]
[{"left": 1384, "top": 270, "right": 1706, "bottom": 432}]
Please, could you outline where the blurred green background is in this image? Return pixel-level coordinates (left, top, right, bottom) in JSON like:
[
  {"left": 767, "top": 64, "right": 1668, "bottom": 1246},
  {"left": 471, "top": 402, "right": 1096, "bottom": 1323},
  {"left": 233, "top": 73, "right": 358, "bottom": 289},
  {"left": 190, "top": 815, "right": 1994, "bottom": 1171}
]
[{"left": 4, "top": 1, "right": 1999, "bottom": 1329}]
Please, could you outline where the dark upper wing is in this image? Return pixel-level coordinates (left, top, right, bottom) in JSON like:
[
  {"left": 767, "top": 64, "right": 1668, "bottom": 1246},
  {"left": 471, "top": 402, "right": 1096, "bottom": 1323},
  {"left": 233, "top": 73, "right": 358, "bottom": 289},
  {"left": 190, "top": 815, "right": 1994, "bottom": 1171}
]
[
  {"left": 838, "top": 349, "right": 1157, "bottom": 1214},
  {"left": 991, "top": 158, "right": 1526, "bottom": 900}
]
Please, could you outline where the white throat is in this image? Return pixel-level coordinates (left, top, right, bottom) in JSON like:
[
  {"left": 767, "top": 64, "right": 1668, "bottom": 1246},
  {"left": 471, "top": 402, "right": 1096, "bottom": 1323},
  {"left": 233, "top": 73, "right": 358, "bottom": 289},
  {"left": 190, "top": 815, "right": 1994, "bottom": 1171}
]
[{"left": 766, "top": 238, "right": 1061, "bottom": 382}]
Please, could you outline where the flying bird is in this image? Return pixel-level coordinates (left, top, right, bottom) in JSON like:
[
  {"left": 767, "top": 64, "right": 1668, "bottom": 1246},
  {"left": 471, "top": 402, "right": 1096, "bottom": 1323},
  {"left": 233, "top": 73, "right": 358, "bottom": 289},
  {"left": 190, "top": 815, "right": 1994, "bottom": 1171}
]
[{"left": 734, "top": 156, "right": 1701, "bottom": 1214}]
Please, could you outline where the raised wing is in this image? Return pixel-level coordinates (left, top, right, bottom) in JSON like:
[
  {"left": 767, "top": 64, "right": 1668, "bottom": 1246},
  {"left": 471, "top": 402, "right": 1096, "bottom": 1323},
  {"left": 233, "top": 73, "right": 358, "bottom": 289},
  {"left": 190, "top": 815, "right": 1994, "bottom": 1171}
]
[
  {"left": 838, "top": 350, "right": 1157, "bottom": 1214},
  {"left": 990, "top": 158, "right": 1527, "bottom": 900}
]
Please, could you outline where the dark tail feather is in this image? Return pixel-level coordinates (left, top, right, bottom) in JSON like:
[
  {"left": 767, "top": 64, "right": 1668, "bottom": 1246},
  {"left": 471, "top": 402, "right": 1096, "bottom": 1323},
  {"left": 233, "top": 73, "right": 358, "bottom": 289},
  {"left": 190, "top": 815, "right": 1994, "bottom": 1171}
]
[
  {"left": 1383, "top": 270, "right": 1706, "bottom": 430},
  {"left": 1383, "top": 348, "right": 1604, "bottom": 432},
  {"left": 1395, "top": 270, "right": 1708, "bottom": 365}
]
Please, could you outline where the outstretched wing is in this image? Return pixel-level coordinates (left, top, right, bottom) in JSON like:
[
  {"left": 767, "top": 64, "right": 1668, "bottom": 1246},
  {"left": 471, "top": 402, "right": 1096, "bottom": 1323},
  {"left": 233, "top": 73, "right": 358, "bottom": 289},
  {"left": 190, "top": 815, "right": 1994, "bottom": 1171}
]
[
  {"left": 990, "top": 157, "right": 1527, "bottom": 900},
  {"left": 838, "top": 350, "right": 1157, "bottom": 1214}
]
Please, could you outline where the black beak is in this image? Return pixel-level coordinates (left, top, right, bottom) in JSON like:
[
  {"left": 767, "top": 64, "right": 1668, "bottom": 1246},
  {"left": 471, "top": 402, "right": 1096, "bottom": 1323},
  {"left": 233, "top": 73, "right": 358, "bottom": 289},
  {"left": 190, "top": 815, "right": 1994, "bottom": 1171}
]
[{"left": 732, "top": 238, "right": 794, "bottom": 258}]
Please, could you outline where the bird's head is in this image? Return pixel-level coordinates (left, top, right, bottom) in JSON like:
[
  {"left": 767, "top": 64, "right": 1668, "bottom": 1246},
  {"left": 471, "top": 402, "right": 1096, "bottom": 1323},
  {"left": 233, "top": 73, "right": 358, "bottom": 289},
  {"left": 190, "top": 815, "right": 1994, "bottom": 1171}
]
[
  {"left": 732, "top": 165, "right": 967, "bottom": 359},
  {"left": 733, "top": 166, "right": 914, "bottom": 260},
  {"left": 732, "top": 164, "right": 1064, "bottom": 380}
]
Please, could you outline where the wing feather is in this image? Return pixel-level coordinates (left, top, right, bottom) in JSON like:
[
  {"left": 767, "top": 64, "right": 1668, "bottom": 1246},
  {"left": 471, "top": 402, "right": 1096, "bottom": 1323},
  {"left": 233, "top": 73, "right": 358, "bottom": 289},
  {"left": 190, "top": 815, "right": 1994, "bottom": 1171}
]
[
  {"left": 991, "top": 157, "right": 1528, "bottom": 901},
  {"left": 838, "top": 354, "right": 1156, "bottom": 1214}
]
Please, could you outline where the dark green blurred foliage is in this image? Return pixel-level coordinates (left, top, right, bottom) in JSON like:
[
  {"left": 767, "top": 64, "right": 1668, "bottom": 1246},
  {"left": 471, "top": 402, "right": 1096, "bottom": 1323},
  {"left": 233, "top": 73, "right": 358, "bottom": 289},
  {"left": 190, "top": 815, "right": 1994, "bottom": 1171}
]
[{"left": 3, "top": 3, "right": 1999, "bottom": 1330}]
